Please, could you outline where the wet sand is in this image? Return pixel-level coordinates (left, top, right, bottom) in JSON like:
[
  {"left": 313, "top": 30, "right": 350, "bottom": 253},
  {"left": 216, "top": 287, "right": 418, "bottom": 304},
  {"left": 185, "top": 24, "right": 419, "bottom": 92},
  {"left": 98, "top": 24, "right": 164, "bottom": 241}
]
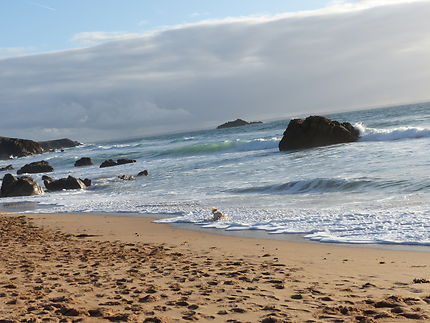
[{"left": 1, "top": 212, "right": 430, "bottom": 322}]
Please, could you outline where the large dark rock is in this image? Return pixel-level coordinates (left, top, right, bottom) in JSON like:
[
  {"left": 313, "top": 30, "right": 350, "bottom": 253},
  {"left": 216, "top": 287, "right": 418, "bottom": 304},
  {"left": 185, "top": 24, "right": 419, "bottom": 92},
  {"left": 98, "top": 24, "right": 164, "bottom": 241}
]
[
  {"left": 100, "top": 159, "right": 136, "bottom": 168},
  {"left": 43, "top": 175, "right": 89, "bottom": 191},
  {"left": 38, "top": 138, "right": 81, "bottom": 151},
  {"left": 217, "top": 119, "right": 263, "bottom": 129},
  {"left": 0, "top": 137, "right": 44, "bottom": 160},
  {"left": 74, "top": 157, "right": 93, "bottom": 167},
  {"left": 17, "top": 161, "right": 54, "bottom": 174},
  {"left": 279, "top": 116, "right": 360, "bottom": 151},
  {"left": 1, "top": 174, "right": 44, "bottom": 197}
]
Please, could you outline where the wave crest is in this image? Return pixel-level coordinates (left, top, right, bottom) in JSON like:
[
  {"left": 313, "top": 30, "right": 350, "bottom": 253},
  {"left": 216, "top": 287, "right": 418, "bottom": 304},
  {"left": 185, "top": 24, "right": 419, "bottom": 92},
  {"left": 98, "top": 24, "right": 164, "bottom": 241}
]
[
  {"left": 232, "top": 178, "right": 375, "bottom": 195},
  {"left": 356, "top": 123, "right": 430, "bottom": 141},
  {"left": 157, "top": 138, "right": 279, "bottom": 157}
]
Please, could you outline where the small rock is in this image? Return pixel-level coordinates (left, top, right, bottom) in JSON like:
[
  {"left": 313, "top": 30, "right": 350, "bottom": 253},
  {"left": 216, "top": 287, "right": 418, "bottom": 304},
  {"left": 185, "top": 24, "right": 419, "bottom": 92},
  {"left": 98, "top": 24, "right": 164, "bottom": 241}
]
[
  {"left": 137, "top": 170, "right": 149, "bottom": 176},
  {"left": 0, "top": 164, "right": 13, "bottom": 171},
  {"left": 88, "top": 308, "right": 104, "bottom": 317},
  {"left": 74, "top": 157, "right": 93, "bottom": 167}
]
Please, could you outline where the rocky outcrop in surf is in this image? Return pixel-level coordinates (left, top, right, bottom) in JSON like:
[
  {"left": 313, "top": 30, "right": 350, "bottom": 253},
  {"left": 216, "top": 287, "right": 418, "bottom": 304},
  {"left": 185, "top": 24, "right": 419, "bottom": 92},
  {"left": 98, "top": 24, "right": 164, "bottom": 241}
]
[
  {"left": 279, "top": 116, "right": 359, "bottom": 151},
  {"left": 217, "top": 119, "right": 263, "bottom": 129},
  {"left": 1, "top": 174, "right": 44, "bottom": 197},
  {"left": 43, "top": 175, "right": 90, "bottom": 191},
  {"left": 17, "top": 161, "right": 54, "bottom": 175}
]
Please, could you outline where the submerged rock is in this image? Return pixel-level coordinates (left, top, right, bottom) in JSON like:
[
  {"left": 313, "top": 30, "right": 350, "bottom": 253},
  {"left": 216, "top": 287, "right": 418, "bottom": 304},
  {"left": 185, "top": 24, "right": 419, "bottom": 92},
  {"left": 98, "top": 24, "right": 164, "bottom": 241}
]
[
  {"left": 17, "top": 161, "right": 54, "bottom": 174},
  {"left": 74, "top": 157, "right": 93, "bottom": 167},
  {"left": 118, "top": 175, "right": 135, "bottom": 181},
  {"left": 217, "top": 119, "right": 263, "bottom": 129},
  {"left": 43, "top": 175, "right": 89, "bottom": 191},
  {"left": 0, "top": 164, "right": 14, "bottom": 171},
  {"left": 1, "top": 174, "right": 44, "bottom": 197},
  {"left": 278, "top": 116, "right": 359, "bottom": 151}
]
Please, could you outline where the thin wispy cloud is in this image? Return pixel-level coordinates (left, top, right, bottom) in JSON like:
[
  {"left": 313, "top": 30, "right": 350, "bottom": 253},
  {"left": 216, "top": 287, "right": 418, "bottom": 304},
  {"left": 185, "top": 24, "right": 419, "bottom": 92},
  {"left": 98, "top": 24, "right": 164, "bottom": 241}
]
[
  {"left": 189, "top": 11, "right": 210, "bottom": 18},
  {"left": 137, "top": 20, "right": 150, "bottom": 27},
  {"left": 27, "top": 1, "right": 56, "bottom": 11}
]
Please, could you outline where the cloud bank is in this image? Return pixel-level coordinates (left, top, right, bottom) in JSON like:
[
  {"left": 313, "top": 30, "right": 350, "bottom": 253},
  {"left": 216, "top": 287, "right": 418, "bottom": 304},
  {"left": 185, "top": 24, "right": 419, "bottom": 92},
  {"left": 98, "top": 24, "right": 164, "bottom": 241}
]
[{"left": 1, "top": 0, "right": 430, "bottom": 142}]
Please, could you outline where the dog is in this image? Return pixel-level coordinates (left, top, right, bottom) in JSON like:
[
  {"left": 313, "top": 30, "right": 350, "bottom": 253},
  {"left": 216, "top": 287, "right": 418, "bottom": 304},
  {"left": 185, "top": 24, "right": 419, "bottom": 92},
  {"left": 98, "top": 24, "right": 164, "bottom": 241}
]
[{"left": 211, "top": 208, "right": 227, "bottom": 221}]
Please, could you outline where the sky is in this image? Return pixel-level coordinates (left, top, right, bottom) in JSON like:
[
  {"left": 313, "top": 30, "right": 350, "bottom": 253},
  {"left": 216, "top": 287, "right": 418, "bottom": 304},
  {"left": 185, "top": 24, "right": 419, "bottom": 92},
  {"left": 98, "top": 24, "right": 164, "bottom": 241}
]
[{"left": 1, "top": 0, "right": 430, "bottom": 142}]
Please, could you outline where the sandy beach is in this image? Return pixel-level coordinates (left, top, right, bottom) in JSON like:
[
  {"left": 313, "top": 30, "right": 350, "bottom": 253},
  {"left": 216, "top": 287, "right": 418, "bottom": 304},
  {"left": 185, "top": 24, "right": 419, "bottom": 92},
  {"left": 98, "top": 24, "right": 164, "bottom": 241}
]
[{"left": 1, "top": 212, "right": 430, "bottom": 322}]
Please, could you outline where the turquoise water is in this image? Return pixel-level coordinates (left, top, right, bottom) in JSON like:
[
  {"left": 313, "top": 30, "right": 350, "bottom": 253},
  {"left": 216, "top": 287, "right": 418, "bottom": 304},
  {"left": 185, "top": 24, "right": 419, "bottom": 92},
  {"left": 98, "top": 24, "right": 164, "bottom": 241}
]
[{"left": 1, "top": 103, "right": 430, "bottom": 245}]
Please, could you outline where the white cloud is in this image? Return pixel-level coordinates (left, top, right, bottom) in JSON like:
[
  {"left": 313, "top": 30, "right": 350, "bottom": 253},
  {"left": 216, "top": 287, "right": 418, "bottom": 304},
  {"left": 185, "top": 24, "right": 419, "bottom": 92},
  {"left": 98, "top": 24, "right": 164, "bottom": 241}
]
[
  {"left": 0, "top": 46, "right": 36, "bottom": 58},
  {"left": 71, "top": 31, "right": 142, "bottom": 45},
  {"left": 1, "top": 0, "right": 430, "bottom": 142}
]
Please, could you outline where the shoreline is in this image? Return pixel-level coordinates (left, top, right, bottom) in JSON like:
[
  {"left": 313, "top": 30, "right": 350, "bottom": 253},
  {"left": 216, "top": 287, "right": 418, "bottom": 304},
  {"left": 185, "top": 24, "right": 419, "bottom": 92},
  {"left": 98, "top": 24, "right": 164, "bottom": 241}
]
[
  {"left": 1, "top": 211, "right": 430, "bottom": 321},
  {"left": 3, "top": 200, "right": 430, "bottom": 252}
]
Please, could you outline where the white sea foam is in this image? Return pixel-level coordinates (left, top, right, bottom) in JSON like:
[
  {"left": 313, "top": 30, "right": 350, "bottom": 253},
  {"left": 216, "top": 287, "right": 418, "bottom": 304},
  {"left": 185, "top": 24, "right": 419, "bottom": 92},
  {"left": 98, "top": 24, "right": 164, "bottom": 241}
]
[{"left": 356, "top": 123, "right": 430, "bottom": 141}]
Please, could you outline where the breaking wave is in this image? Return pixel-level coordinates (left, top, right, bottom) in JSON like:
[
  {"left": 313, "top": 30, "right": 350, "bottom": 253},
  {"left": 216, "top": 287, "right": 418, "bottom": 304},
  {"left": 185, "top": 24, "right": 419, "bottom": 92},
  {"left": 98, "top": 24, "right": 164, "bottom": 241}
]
[
  {"left": 356, "top": 123, "right": 430, "bottom": 141},
  {"left": 232, "top": 178, "right": 378, "bottom": 195}
]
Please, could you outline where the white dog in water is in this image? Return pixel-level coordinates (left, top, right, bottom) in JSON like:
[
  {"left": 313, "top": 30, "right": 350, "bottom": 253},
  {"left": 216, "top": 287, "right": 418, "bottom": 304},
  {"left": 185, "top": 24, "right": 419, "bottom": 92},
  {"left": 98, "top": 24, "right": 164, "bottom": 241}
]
[{"left": 211, "top": 208, "right": 227, "bottom": 221}]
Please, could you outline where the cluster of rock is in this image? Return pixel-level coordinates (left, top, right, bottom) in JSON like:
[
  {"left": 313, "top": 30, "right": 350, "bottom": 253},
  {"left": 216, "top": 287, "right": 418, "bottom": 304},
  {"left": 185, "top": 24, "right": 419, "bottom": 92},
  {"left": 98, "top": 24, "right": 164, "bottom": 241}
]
[
  {"left": 0, "top": 115, "right": 359, "bottom": 197},
  {"left": 0, "top": 173, "right": 92, "bottom": 197},
  {"left": 1, "top": 155, "right": 148, "bottom": 197},
  {"left": 217, "top": 119, "right": 263, "bottom": 129},
  {"left": 278, "top": 116, "right": 359, "bottom": 151},
  {"left": 0, "top": 137, "right": 80, "bottom": 160}
]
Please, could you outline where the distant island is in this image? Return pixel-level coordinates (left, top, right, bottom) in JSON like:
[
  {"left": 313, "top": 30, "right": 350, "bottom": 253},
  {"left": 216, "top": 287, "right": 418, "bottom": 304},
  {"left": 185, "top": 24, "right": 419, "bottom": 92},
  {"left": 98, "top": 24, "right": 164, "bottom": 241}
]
[{"left": 217, "top": 119, "right": 263, "bottom": 129}]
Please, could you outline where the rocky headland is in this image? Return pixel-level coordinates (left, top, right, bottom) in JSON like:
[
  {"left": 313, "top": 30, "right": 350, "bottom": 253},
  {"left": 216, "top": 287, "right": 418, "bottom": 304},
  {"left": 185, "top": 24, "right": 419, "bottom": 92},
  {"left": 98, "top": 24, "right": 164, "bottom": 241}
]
[{"left": 0, "top": 136, "right": 81, "bottom": 160}]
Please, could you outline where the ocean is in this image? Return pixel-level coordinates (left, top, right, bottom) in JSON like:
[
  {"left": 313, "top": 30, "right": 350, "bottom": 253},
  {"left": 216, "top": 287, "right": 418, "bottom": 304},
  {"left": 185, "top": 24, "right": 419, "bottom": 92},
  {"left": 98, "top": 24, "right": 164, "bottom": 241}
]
[{"left": 1, "top": 103, "right": 429, "bottom": 246}]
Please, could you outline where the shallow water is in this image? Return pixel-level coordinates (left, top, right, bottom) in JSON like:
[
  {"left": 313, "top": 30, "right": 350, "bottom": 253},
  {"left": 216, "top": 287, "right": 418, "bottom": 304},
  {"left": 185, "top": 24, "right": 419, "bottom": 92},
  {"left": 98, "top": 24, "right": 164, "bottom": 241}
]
[{"left": 1, "top": 103, "right": 429, "bottom": 246}]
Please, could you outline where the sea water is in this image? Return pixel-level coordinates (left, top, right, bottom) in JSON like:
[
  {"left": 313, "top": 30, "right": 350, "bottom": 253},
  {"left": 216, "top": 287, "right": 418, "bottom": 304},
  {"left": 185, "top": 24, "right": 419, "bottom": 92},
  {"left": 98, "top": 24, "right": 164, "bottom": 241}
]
[{"left": 1, "top": 103, "right": 429, "bottom": 246}]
